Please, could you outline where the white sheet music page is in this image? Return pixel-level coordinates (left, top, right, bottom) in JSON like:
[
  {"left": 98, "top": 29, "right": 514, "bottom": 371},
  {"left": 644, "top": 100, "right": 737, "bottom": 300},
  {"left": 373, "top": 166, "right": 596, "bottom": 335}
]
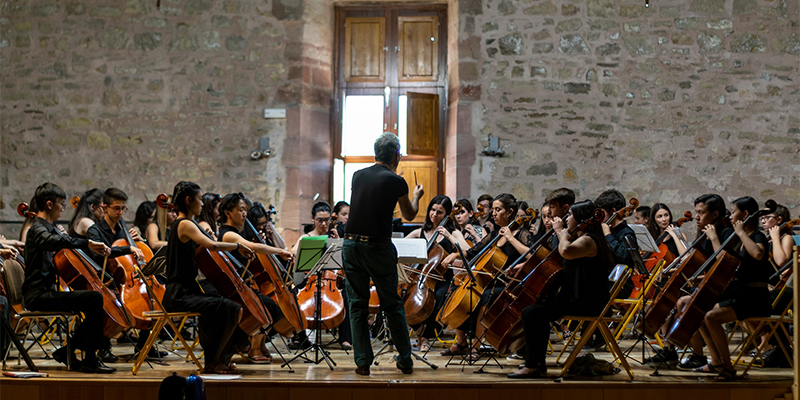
[
  {"left": 629, "top": 224, "right": 659, "bottom": 253},
  {"left": 391, "top": 238, "right": 428, "bottom": 264}
]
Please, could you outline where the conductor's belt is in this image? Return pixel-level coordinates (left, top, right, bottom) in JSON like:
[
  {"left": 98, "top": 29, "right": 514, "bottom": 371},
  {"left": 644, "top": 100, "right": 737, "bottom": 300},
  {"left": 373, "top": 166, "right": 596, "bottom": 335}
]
[{"left": 344, "top": 233, "right": 391, "bottom": 244}]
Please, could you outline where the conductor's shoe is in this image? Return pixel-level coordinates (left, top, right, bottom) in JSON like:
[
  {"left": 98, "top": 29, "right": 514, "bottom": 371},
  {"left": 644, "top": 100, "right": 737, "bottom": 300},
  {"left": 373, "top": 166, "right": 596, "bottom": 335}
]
[
  {"left": 355, "top": 365, "right": 370, "bottom": 376},
  {"left": 80, "top": 358, "right": 116, "bottom": 374}
]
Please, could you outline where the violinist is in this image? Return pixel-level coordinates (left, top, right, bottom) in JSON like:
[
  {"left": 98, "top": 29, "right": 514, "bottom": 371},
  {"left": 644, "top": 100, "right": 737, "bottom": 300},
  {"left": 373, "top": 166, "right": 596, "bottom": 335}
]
[
  {"left": 292, "top": 201, "right": 352, "bottom": 350},
  {"left": 21, "top": 182, "right": 114, "bottom": 373},
  {"left": 132, "top": 201, "right": 157, "bottom": 246},
  {"left": 508, "top": 200, "right": 614, "bottom": 379},
  {"left": 697, "top": 196, "right": 772, "bottom": 382},
  {"left": 596, "top": 189, "right": 638, "bottom": 301},
  {"left": 530, "top": 203, "right": 552, "bottom": 244},
  {"left": 406, "top": 195, "right": 469, "bottom": 351},
  {"left": 543, "top": 188, "right": 575, "bottom": 249},
  {"left": 162, "top": 181, "right": 255, "bottom": 374},
  {"left": 83, "top": 188, "right": 148, "bottom": 361},
  {"left": 647, "top": 194, "right": 732, "bottom": 369},
  {"left": 454, "top": 198, "right": 484, "bottom": 245},
  {"left": 634, "top": 205, "right": 651, "bottom": 226},
  {"left": 217, "top": 193, "right": 294, "bottom": 364},
  {"left": 646, "top": 203, "right": 688, "bottom": 258},
  {"left": 441, "top": 193, "right": 530, "bottom": 359},
  {"left": 145, "top": 200, "right": 175, "bottom": 251},
  {"left": 197, "top": 192, "right": 222, "bottom": 239},
  {"left": 332, "top": 201, "right": 350, "bottom": 238}
]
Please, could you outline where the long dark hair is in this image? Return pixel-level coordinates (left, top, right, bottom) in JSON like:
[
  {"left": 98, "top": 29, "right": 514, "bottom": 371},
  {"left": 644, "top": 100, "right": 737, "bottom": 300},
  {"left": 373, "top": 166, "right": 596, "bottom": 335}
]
[
  {"left": 134, "top": 201, "right": 157, "bottom": 235},
  {"left": 569, "top": 199, "right": 614, "bottom": 270},
  {"left": 493, "top": 193, "right": 518, "bottom": 225},
  {"left": 422, "top": 195, "right": 455, "bottom": 232},
  {"left": 774, "top": 204, "right": 792, "bottom": 235},
  {"left": 732, "top": 196, "right": 759, "bottom": 229},
  {"left": 647, "top": 203, "right": 673, "bottom": 240},
  {"left": 534, "top": 202, "right": 548, "bottom": 235},
  {"left": 218, "top": 193, "right": 246, "bottom": 224},
  {"left": 198, "top": 192, "right": 221, "bottom": 231},
  {"left": 69, "top": 188, "right": 105, "bottom": 236},
  {"left": 456, "top": 198, "right": 477, "bottom": 226},
  {"left": 172, "top": 181, "right": 202, "bottom": 214}
]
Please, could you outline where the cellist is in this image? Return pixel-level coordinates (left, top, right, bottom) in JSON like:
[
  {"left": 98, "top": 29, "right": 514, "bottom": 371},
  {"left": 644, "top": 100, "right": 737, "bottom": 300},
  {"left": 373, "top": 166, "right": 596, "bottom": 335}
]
[
  {"left": 696, "top": 196, "right": 772, "bottom": 381},
  {"left": 21, "top": 182, "right": 113, "bottom": 373},
  {"left": 162, "top": 181, "right": 255, "bottom": 374},
  {"left": 508, "top": 200, "right": 614, "bottom": 379},
  {"left": 440, "top": 193, "right": 530, "bottom": 359},
  {"left": 405, "top": 195, "right": 469, "bottom": 351},
  {"left": 217, "top": 192, "right": 294, "bottom": 364},
  {"left": 595, "top": 189, "right": 638, "bottom": 301}
]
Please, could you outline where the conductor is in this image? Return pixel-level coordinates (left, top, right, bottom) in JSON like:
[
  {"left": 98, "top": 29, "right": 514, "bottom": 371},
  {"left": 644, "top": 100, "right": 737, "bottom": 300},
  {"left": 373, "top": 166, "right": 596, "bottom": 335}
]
[{"left": 343, "top": 132, "right": 423, "bottom": 375}]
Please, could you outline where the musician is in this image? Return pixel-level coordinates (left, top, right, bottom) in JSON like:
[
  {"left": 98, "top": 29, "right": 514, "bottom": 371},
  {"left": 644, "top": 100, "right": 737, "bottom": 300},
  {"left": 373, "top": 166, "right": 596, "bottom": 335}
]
[
  {"left": 22, "top": 182, "right": 114, "bottom": 373},
  {"left": 144, "top": 200, "right": 175, "bottom": 251},
  {"left": 530, "top": 203, "right": 552, "bottom": 244},
  {"left": 333, "top": 201, "right": 350, "bottom": 238},
  {"left": 544, "top": 188, "right": 576, "bottom": 249},
  {"left": 698, "top": 196, "right": 772, "bottom": 381},
  {"left": 441, "top": 193, "right": 530, "bottom": 359},
  {"left": 476, "top": 194, "right": 495, "bottom": 234},
  {"left": 132, "top": 201, "right": 157, "bottom": 245},
  {"left": 343, "top": 132, "right": 423, "bottom": 375},
  {"left": 508, "top": 200, "right": 614, "bottom": 379},
  {"left": 634, "top": 205, "right": 651, "bottom": 226},
  {"left": 197, "top": 192, "right": 222, "bottom": 238},
  {"left": 292, "top": 201, "right": 352, "bottom": 349},
  {"left": 162, "top": 181, "right": 255, "bottom": 374},
  {"left": 246, "top": 203, "right": 286, "bottom": 249},
  {"left": 19, "top": 196, "right": 38, "bottom": 242},
  {"left": 217, "top": 193, "right": 293, "bottom": 364},
  {"left": 405, "top": 195, "right": 469, "bottom": 352},
  {"left": 454, "top": 198, "right": 484, "bottom": 244},
  {"left": 84, "top": 188, "right": 151, "bottom": 361},
  {"left": 646, "top": 203, "right": 688, "bottom": 258},
  {"left": 595, "top": 189, "right": 638, "bottom": 302},
  {"left": 647, "top": 194, "right": 732, "bottom": 369}
]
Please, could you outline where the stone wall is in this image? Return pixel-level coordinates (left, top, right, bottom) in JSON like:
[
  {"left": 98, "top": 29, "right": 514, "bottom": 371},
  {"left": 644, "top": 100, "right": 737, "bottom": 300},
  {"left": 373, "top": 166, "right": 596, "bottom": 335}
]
[
  {"left": 458, "top": 0, "right": 800, "bottom": 212},
  {"left": 0, "top": 0, "right": 326, "bottom": 239}
]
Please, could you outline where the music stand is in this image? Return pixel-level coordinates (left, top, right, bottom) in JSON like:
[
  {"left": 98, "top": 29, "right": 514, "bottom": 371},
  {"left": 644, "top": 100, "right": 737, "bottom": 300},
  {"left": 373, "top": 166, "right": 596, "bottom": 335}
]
[{"left": 283, "top": 241, "right": 342, "bottom": 370}]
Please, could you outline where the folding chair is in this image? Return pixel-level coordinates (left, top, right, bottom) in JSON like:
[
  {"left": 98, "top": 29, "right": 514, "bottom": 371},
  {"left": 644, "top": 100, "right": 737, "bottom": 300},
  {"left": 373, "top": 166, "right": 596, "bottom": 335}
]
[
  {"left": 3, "top": 310, "right": 79, "bottom": 370},
  {"left": 732, "top": 286, "right": 794, "bottom": 373},
  {"left": 132, "top": 265, "right": 202, "bottom": 375},
  {"left": 611, "top": 259, "right": 665, "bottom": 341},
  {"left": 556, "top": 265, "right": 635, "bottom": 380}
]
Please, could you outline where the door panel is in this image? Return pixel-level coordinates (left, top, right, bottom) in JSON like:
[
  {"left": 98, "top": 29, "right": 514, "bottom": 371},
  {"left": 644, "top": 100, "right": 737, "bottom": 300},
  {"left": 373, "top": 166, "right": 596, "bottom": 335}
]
[
  {"left": 394, "top": 160, "right": 438, "bottom": 224},
  {"left": 406, "top": 92, "right": 439, "bottom": 157},
  {"left": 344, "top": 17, "right": 386, "bottom": 83},
  {"left": 398, "top": 16, "right": 439, "bottom": 82}
]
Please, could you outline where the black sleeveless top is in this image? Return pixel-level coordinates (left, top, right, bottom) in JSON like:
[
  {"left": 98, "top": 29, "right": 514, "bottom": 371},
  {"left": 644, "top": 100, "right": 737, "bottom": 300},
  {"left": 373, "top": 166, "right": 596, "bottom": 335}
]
[
  {"left": 557, "top": 235, "right": 612, "bottom": 311},
  {"left": 165, "top": 218, "right": 200, "bottom": 291},
  {"left": 218, "top": 225, "right": 249, "bottom": 272}
]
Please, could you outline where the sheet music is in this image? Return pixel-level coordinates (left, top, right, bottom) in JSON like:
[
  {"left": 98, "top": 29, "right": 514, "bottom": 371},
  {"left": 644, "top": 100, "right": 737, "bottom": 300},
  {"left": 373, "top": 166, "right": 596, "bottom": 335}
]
[
  {"left": 629, "top": 224, "right": 660, "bottom": 253},
  {"left": 391, "top": 238, "right": 428, "bottom": 264}
]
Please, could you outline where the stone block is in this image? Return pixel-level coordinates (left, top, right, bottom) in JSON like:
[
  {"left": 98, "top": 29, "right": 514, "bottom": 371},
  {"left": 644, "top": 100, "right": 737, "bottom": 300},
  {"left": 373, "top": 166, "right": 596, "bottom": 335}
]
[
  {"left": 623, "top": 35, "right": 654, "bottom": 56},
  {"left": 697, "top": 31, "right": 723, "bottom": 53},
  {"left": 565, "top": 83, "right": 591, "bottom": 94},
  {"left": 67, "top": 3, "right": 86, "bottom": 15},
  {"left": 555, "top": 19, "right": 582, "bottom": 34},
  {"left": 730, "top": 33, "right": 765, "bottom": 53},
  {"left": 559, "top": 34, "right": 590, "bottom": 55},
  {"left": 589, "top": 20, "right": 618, "bottom": 31},
  {"left": 225, "top": 35, "right": 247, "bottom": 51},
  {"left": 497, "top": 0, "right": 517, "bottom": 16},
  {"left": 90, "top": 6, "right": 121, "bottom": 17},
  {"left": 523, "top": 1, "right": 557, "bottom": 16},
  {"left": 273, "top": 0, "right": 302, "bottom": 20},
  {"left": 532, "top": 29, "right": 551, "bottom": 41},
  {"left": 706, "top": 19, "right": 733, "bottom": 30},
  {"left": 34, "top": 4, "right": 60, "bottom": 16},
  {"left": 88, "top": 131, "right": 111, "bottom": 149},
  {"left": 100, "top": 27, "right": 128, "bottom": 49},
  {"left": 672, "top": 33, "right": 693, "bottom": 45},
  {"left": 733, "top": 0, "right": 756, "bottom": 15},
  {"left": 619, "top": 5, "right": 644, "bottom": 17},
  {"left": 134, "top": 32, "right": 161, "bottom": 51},
  {"left": 526, "top": 162, "right": 557, "bottom": 176},
  {"left": 587, "top": 0, "right": 615, "bottom": 17},
  {"left": 772, "top": 34, "right": 800, "bottom": 55},
  {"left": 562, "top": 4, "right": 579, "bottom": 15},
  {"left": 595, "top": 43, "right": 620, "bottom": 55},
  {"left": 689, "top": 0, "right": 725, "bottom": 14},
  {"left": 186, "top": 0, "right": 213, "bottom": 15}
]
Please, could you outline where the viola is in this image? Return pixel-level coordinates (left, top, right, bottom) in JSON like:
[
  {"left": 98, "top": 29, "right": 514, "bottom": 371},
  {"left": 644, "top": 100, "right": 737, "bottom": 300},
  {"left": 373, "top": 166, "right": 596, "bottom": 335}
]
[
  {"left": 437, "top": 209, "right": 537, "bottom": 330},
  {"left": 664, "top": 200, "right": 777, "bottom": 347},
  {"left": 156, "top": 194, "right": 272, "bottom": 336},
  {"left": 629, "top": 211, "right": 693, "bottom": 300},
  {"left": 402, "top": 201, "right": 464, "bottom": 325},
  {"left": 242, "top": 215, "right": 308, "bottom": 337},
  {"left": 642, "top": 212, "right": 731, "bottom": 338},
  {"left": 18, "top": 202, "right": 136, "bottom": 338},
  {"left": 482, "top": 209, "right": 603, "bottom": 354}
]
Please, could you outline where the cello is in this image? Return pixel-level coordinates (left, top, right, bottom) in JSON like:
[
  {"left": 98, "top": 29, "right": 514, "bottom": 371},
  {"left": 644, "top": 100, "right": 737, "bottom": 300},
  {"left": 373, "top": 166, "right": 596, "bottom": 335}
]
[
  {"left": 629, "top": 211, "right": 693, "bottom": 300},
  {"left": 437, "top": 209, "right": 537, "bottom": 330},
  {"left": 402, "top": 202, "right": 464, "bottom": 325},
  {"left": 642, "top": 213, "right": 731, "bottom": 338},
  {"left": 19, "top": 202, "right": 135, "bottom": 338},
  {"left": 482, "top": 209, "right": 604, "bottom": 354},
  {"left": 156, "top": 194, "right": 272, "bottom": 336},
  {"left": 242, "top": 213, "right": 308, "bottom": 336},
  {"left": 665, "top": 200, "right": 776, "bottom": 347}
]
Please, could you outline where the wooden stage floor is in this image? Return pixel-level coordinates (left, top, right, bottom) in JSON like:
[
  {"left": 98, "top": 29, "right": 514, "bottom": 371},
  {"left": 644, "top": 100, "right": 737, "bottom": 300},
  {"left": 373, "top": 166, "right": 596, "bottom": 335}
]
[{"left": 1, "top": 331, "right": 793, "bottom": 400}]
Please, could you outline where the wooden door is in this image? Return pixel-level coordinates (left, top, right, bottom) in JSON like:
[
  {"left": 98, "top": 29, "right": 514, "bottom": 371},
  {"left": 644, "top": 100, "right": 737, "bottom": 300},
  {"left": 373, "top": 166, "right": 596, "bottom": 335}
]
[
  {"left": 344, "top": 17, "right": 386, "bottom": 83},
  {"left": 395, "top": 160, "right": 438, "bottom": 224},
  {"left": 406, "top": 92, "right": 439, "bottom": 157},
  {"left": 398, "top": 16, "right": 439, "bottom": 82}
]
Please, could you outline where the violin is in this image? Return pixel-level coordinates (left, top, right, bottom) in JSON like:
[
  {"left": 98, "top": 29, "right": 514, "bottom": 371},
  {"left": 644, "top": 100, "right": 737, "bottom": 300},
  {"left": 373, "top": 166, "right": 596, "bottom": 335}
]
[
  {"left": 402, "top": 201, "right": 464, "bottom": 325},
  {"left": 665, "top": 200, "right": 777, "bottom": 347},
  {"left": 630, "top": 211, "right": 693, "bottom": 300},
  {"left": 606, "top": 198, "right": 639, "bottom": 225},
  {"left": 19, "top": 202, "right": 135, "bottom": 338},
  {"left": 437, "top": 208, "right": 537, "bottom": 330},
  {"left": 482, "top": 209, "right": 603, "bottom": 354},
  {"left": 242, "top": 216, "right": 308, "bottom": 336},
  {"left": 157, "top": 194, "right": 272, "bottom": 336}
]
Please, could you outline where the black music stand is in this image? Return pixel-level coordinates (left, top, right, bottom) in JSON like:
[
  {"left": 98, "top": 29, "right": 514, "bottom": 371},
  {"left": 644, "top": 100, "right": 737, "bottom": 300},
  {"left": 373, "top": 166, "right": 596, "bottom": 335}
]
[
  {"left": 283, "top": 242, "right": 342, "bottom": 370},
  {"left": 619, "top": 236, "right": 669, "bottom": 374}
]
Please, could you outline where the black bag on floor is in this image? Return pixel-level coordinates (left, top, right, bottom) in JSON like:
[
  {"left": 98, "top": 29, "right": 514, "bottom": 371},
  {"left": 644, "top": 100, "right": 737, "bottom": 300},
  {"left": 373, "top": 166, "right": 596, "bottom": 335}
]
[{"left": 568, "top": 352, "right": 620, "bottom": 376}]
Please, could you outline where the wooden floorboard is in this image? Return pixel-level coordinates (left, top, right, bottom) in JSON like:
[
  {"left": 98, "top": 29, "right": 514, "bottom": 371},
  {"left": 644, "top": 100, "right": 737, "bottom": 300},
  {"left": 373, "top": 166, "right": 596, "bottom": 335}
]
[{"left": 1, "top": 331, "right": 792, "bottom": 400}]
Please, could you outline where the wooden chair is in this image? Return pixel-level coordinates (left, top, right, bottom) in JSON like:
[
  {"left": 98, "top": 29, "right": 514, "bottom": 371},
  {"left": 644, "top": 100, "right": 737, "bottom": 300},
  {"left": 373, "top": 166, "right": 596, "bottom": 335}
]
[
  {"left": 556, "top": 265, "right": 635, "bottom": 380},
  {"left": 131, "top": 265, "right": 202, "bottom": 375}
]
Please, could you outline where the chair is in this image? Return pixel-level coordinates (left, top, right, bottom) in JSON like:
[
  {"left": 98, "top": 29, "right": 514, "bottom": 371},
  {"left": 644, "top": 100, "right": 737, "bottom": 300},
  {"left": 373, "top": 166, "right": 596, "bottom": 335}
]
[
  {"left": 611, "top": 259, "right": 664, "bottom": 341},
  {"left": 556, "top": 264, "right": 635, "bottom": 380},
  {"left": 131, "top": 265, "right": 202, "bottom": 375}
]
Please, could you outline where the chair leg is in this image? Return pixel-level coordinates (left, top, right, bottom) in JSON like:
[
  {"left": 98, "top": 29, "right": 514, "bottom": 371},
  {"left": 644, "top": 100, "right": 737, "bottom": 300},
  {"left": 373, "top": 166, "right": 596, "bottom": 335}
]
[
  {"left": 133, "top": 317, "right": 167, "bottom": 375},
  {"left": 165, "top": 317, "right": 202, "bottom": 372},
  {"left": 559, "top": 320, "right": 597, "bottom": 377},
  {"left": 599, "top": 323, "right": 634, "bottom": 380},
  {"left": 733, "top": 320, "right": 765, "bottom": 368},
  {"left": 555, "top": 320, "right": 583, "bottom": 364}
]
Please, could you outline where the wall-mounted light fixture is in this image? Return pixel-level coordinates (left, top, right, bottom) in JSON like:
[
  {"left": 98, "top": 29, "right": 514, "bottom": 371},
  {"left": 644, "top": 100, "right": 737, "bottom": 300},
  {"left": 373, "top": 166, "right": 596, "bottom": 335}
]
[{"left": 250, "top": 137, "right": 274, "bottom": 160}]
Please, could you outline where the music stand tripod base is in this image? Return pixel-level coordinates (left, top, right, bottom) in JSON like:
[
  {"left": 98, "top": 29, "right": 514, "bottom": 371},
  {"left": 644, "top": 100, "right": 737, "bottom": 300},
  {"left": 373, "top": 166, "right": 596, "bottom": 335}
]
[{"left": 372, "top": 312, "right": 438, "bottom": 370}]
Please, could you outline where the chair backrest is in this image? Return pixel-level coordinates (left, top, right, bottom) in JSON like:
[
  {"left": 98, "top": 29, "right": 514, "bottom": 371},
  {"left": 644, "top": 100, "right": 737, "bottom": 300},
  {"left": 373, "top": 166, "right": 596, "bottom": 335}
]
[
  {"left": 608, "top": 264, "right": 627, "bottom": 282},
  {"left": 134, "top": 264, "right": 169, "bottom": 314},
  {"left": 1, "top": 260, "right": 25, "bottom": 306},
  {"left": 601, "top": 265, "right": 633, "bottom": 316}
]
